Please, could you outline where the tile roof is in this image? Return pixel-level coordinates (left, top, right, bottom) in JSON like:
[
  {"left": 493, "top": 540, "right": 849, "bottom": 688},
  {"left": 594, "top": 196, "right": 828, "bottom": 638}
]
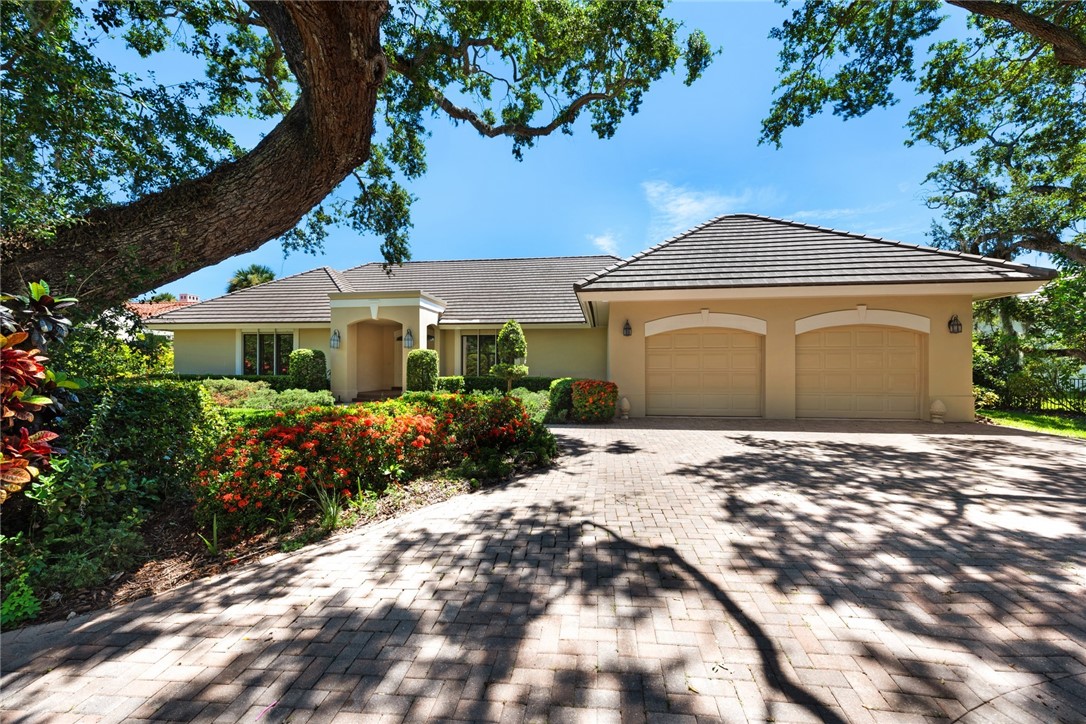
[
  {"left": 576, "top": 214, "right": 1058, "bottom": 292},
  {"left": 342, "top": 256, "right": 619, "bottom": 324},
  {"left": 151, "top": 257, "right": 618, "bottom": 325},
  {"left": 151, "top": 267, "right": 351, "bottom": 324}
]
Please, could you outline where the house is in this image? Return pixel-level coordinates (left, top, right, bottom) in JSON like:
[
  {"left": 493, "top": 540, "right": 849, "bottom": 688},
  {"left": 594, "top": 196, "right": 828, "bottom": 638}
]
[
  {"left": 126, "top": 293, "right": 202, "bottom": 321},
  {"left": 148, "top": 214, "right": 1056, "bottom": 421}
]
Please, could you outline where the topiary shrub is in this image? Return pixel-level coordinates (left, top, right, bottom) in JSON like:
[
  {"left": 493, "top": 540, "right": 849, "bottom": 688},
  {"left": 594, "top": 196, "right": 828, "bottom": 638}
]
[
  {"left": 490, "top": 320, "right": 529, "bottom": 392},
  {"left": 548, "top": 377, "right": 577, "bottom": 421},
  {"left": 437, "top": 376, "right": 464, "bottom": 392},
  {"left": 571, "top": 379, "right": 618, "bottom": 423},
  {"left": 406, "top": 349, "right": 439, "bottom": 391},
  {"left": 288, "top": 348, "right": 327, "bottom": 391}
]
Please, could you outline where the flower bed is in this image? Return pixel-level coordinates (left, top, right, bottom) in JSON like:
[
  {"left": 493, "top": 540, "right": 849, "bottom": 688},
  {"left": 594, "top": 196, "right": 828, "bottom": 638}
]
[{"left": 194, "top": 393, "right": 554, "bottom": 532}]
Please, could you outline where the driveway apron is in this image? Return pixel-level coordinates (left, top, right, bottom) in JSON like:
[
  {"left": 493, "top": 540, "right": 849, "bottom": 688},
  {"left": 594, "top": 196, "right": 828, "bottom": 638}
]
[{"left": 2, "top": 419, "right": 1085, "bottom": 723}]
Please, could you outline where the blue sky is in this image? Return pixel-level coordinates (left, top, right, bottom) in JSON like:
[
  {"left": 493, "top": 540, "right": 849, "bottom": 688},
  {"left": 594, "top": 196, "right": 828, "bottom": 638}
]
[{"left": 149, "top": 2, "right": 1010, "bottom": 301}]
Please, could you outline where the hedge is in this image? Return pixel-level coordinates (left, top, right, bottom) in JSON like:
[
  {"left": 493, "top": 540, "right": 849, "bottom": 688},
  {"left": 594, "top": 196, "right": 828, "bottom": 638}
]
[
  {"left": 164, "top": 373, "right": 300, "bottom": 392},
  {"left": 288, "top": 349, "right": 327, "bottom": 392},
  {"left": 548, "top": 377, "right": 578, "bottom": 420},
  {"left": 443, "top": 375, "right": 557, "bottom": 393}
]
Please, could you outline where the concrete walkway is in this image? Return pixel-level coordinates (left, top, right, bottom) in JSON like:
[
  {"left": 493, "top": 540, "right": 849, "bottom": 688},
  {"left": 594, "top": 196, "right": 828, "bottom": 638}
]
[{"left": 2, "top": 419, "right": 1085, "bottom": 723}]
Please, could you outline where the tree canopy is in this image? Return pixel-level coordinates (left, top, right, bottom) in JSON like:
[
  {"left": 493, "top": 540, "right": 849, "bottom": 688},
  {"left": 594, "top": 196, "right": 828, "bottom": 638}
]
[
  {"left": 1, "top": 0, "right": 712, "bottom": 310},
  {"left": 226, "top": 263, "right": 276, "bottom": 293},
  {"left": 763, "top": 0, "right": 1085, "bottom": 267}
]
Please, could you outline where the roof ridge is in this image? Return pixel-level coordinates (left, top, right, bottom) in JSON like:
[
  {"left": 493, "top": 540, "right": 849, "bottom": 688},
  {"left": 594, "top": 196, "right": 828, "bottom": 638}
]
[
  {"left": 341, "top": 254, "right": 619, "bottom": 274},
  {"left": 575, "top": 215, "right": 730, "bottom": 289},
  {"left": 322, "top": 266, "right": 355, "bottom": 293}
]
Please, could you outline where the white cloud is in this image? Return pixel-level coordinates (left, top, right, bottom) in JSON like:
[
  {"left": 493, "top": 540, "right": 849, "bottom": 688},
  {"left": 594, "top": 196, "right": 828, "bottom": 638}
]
[
  {"left": 588, "top": 232, "right": 621, "bottom": 257},
  {"left": 788, "top": 202, "right": 895, "bottom": 222},
  {"left": 641, "top": 181, "right": 781, "bottom": 240}
]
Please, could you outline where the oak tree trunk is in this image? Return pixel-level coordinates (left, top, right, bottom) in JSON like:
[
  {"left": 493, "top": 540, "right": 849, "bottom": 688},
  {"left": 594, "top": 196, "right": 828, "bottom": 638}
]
[{"left": 1, "top": 1, "right": 388, "bottom": 309}]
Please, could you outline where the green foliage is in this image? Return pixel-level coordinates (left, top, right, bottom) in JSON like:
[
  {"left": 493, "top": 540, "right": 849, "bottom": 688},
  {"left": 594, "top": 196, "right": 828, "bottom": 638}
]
[
  {"left": 973, "top": 386, "right": 1001, "bottom": 410},
  {"left": 288, "top": 349, "right": 327, "bottom": 392},
  {"left": 491, "top": 320, "right": 528, "bottom": 392},
  {"left": 1023, "top": 270, "right": 1086, "bottom": 360},
  {"left": 764, "top": 1, "right": 1086, "bottom": 264},
  {"left": 53, "top": 323, "right": 173, "bottom": 383},
  {"left": 548, "top": 378, "right": 579, "bottom": 422},
  {"left": 226, "top": 264, "right": 276, "bottom": 293},
  {"left": 457, "top": 375, "right": 556, "bottom": 393},
  {"left": 436, "top": 376, "right": 464, "bottom": 393},
  {"left": 980, "top": 410, "right": 1086, "bottom": 439},
  {"left": 3, "top": 0, "right": 712, "bottom": 294},
  {"left": 0, "top": 572, "right": 40, "bottom": 628},
  {"left": 1004, "top": 356, "right": 1085, "bottom": 414},
  {"left": 406, "top": 349, "right": 439, "bottom": 392},
  {"left": 171, "top": 373, "right": 297, "bottom": 392},
  {"left": 509, "top": 388, "right": 549, "bottom": 425},
  {"left": 201, "top": 378, "right": 332, "bottom": 410}
]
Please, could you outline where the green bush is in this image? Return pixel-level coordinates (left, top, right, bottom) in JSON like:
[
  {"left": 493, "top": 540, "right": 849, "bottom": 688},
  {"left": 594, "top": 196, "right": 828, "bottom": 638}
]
[
  {"left": 463, "top": 375, "right": 505, "bottom": 393},
  {"left": 548, "top": 377, "right": 578, "bottom": 421},
  {"left": 200, "top": 379, "right": 333, "bottom": 410},
  {"left": 437, "top": 376, "right": 464, "bottom": 392},
  {"left": 274, "top": 388, "right": 335, "bottom": 409},
  {"left": 52, "top": 324, "right": 172, "bottom": 382},
  {"left": 973, "top": 386, "right": 1001, "bottom": 410},
  {"left": 491, "top": 320, "right": 529, "bottom": 391},
  {"left": 288, "top": 349, "right": 327, "bottom": 391},
  {"left": 510, "top": 388, "right": 549, "bottom": 425},
  {"left": 406, "top": 349, "right": 439, "bottom": 391},
  {"left": 166, "top": 373, "right": 298, "bottom": 392}
]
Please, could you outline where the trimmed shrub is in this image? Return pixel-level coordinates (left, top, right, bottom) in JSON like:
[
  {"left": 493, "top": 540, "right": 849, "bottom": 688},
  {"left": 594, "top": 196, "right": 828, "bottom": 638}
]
[
  {"left": 406, "top": 349, "right": 439, "bottom": 391},
  {"left": 973, "top": 386, "right": 1001, "bottom": 410},
  {"left": 572, "top": 380, "right": 618, "bottom": 423},
  {"left": 491, "top": 320, "right": 529, "bottom": 391},
  {"left": 517, "top": 376, "right": 557, "bottom": 393},
  {"left": 275, "top": 388, "right": 335, "bottom": 409},
  {"left": 463, "top": 375, "right": 505, "bottom": 393},
  {"left": 548, "top": 377, "right": 577, "bottom": 421},
  {"left": 288, "top": 349, "right": 327, "bottom": 391},
  {"left": 437, "top": 376, "right": 464, "bottom": 392},
  {"left": 168, "top": 373, "right": 297, "bottom": 392}
]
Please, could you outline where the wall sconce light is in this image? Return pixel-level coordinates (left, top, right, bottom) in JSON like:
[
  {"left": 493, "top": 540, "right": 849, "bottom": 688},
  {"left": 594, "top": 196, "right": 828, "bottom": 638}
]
[
  {"left": 947, "top": 314, "right": 963, "bottom": 334},
  {"left": 622, "top": 320, "right": 632, "bottom": 337},
  {"left": 403, "top": 328, "right": 414, "bottom": 348},
  {"left": 330, "top": 329, "right": 341, "bottom": 349}
]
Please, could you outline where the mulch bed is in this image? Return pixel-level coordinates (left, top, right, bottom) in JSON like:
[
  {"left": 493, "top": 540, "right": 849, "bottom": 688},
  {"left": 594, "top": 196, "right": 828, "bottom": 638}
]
[{"left": 30, "top": 478, "right": 471, "bottom": 626}]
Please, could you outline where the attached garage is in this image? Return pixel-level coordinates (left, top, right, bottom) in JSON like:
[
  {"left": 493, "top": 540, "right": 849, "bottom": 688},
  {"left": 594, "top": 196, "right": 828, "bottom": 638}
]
[
  {"left": 796, "top": 326, "right": 923, "bottom": 419},
  {"left": 646, "top": 328, "right": 763, "bottom": 416}
]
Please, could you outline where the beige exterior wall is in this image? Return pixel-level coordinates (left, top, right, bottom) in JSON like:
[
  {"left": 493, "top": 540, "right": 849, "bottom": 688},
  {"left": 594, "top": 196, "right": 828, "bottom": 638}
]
[
  {"left": 172, "top": 329, "right": 236, "bottom": 375},
  {"left": 606, "top": 295, "right": 974, "bottom": 422},
  {"left": 523, "top": 327, "right": 608, "bottom": 379},
  {"left": 297, "top": 328, "right": 331, "bottom": 368}
]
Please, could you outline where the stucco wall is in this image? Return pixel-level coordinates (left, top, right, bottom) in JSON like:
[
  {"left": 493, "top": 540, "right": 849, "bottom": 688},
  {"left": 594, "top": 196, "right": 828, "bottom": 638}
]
[
  {"left": 606, "top": 295, "right": 974, "bottom": 422},
  {"left": 297, "top": 328, "right": 331, "bottom": 368},
  {"left": 523, "top": 327, "right": 608, "bottom": 379},
  {"left": 172, "top": 329, "right": 236, "bottom": 375}
]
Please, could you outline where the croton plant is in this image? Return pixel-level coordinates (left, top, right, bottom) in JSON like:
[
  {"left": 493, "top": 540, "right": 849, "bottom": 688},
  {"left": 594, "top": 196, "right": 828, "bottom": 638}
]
[{"left": 0, "top": 282, "right": 81, "bottom": 503}]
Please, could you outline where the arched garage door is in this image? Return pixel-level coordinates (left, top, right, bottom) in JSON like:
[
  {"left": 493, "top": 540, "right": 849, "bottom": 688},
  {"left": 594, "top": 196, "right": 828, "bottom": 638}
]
[
  {"left": 796, "top": 326, "right": 922, "bottom": 419},
  {"left": 646, "top": 328, "right": 763, "bottom": 416}
]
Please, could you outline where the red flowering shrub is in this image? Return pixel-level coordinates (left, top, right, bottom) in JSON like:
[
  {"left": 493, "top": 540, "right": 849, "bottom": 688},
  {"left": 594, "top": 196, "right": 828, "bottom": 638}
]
[
  {"left": 194, "top": 393, "right": 546, "bottom": 532},
  {"left": 571, "top": 380, "right": 618, "bottom": 423}
]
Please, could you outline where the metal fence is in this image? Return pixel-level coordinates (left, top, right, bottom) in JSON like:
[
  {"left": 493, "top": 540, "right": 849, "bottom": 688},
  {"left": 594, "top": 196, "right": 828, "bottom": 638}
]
[{"left": 1003, "top": 377, "right": 1086, "bottom": 414}]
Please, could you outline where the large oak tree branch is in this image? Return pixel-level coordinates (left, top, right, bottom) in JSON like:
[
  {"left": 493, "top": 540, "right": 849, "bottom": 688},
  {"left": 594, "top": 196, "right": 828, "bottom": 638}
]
[
  {"left": 975, "top": 228, "right": 1086, "bottom": 264},
  {"left": 2, "top": 1, "right": 389, "bottom": 309},
  {"left": 948, "top": 0, "right": 1086, "bottom": 68}
]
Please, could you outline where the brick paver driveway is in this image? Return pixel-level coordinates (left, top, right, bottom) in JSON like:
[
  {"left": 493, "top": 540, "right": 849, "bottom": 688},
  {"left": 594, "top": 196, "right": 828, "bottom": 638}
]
[{"left": 3, "top": 420, "right": 1085, "bottom": 723}]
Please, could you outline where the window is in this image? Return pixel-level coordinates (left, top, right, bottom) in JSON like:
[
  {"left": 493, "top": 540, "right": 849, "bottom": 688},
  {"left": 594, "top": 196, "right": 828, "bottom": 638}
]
[
  {"left": 462, "top": 333, "right": 497, "bottom": 376},
  {"left": 243, "top": 332, "right": 294, "bottom": 375}
]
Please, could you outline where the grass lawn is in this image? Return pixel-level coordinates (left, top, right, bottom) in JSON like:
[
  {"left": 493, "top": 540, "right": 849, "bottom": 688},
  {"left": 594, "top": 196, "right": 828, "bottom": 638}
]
[{"left": 980, "top": 410, "right": 1086, "bottom": 439}]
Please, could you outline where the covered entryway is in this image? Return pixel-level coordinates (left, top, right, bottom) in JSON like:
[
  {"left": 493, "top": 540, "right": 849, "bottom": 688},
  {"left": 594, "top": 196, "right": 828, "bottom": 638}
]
[
  {"left": 796, "top": 326, "right": 922, "bottom": 419},
  {"left": 646, "top": 328, "right": 763, "bottom": 416}
]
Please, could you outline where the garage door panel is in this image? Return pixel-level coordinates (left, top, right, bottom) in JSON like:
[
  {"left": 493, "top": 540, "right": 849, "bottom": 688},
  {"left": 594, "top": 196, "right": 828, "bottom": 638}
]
[
  {"left": 647, "top": 328, "right": 763, "bottom": 417},
  {"left": 797, "top": 326, "right": 922, "bottom": 419}
]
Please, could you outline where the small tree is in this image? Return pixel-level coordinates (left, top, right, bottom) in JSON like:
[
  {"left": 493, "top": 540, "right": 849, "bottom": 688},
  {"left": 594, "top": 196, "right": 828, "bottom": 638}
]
[
  {"left": 288, "top": 349, "right": 327, "bottom": 391},
  {"left": 490, "top": 320, "right": 529, "bottom": 393},
  {"left": 406, "top": 349, "right": 439, "bottom": 392}
]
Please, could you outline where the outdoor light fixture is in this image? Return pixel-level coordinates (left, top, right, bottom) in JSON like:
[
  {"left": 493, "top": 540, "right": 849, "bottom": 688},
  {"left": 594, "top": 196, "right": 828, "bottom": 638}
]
[
  {"left": 403, "top": 328, "right": 414, "bottom": 348},
  {"left": 622, "top": 320, "right": 632, "bottom": 337},
  {"left": 947, "top": 314, "right": 963, "bottom": 334},
  {"left": 329, "top": 329, "right": 341, "bottom": 349}
]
